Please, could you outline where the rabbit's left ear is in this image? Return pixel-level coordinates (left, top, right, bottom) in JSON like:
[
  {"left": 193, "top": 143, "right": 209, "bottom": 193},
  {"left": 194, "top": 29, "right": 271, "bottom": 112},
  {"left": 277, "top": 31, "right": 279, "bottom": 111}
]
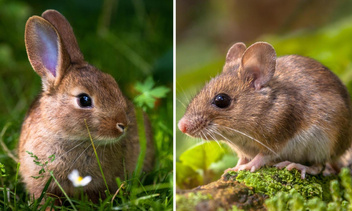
[{"left": 25, "top": 15, "right": 70, "bottom": 90}]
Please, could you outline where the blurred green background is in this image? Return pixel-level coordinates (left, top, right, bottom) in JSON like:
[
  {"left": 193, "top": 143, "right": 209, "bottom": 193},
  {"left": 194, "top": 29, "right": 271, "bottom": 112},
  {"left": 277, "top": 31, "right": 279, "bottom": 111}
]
[
  {"left": 176, "top": 0, "right": 352, "bottom": 188},
  {"left": 1, "top": 0, "right": 172, "bottom": 123},
  {"left": 0, "top": 0, "right": 173, "bottom": 206}
]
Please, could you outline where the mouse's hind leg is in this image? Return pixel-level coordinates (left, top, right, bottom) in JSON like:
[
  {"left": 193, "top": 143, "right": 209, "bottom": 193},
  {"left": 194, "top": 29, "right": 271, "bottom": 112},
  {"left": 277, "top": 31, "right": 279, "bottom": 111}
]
[{"left": 274, "top": 161, "right": 323, "bottom": 179}]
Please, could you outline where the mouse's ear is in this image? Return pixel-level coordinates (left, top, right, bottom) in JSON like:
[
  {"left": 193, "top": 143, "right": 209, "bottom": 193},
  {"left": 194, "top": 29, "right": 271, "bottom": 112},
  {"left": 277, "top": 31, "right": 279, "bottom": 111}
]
[
  {"left": 223, "top": 42, "right": 247, "bottom": 73},
  {"left": 25, "top": 15, "right": 70, "bottom": 91},
  {"left": 240, "top": 42, "right": 276, "bottom": 90}
]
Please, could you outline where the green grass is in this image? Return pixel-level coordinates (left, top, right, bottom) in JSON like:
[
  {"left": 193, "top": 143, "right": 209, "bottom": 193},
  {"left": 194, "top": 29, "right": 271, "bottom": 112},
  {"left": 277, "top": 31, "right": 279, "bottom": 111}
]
[{"left": 0, "top": 0, "right": 173, "bottom": 210}]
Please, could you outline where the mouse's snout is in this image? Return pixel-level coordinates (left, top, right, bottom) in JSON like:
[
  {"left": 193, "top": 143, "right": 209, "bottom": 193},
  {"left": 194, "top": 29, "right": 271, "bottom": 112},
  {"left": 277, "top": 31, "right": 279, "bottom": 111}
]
[{"left": 178, "top": 117, "right": 188, "bottom": 133}]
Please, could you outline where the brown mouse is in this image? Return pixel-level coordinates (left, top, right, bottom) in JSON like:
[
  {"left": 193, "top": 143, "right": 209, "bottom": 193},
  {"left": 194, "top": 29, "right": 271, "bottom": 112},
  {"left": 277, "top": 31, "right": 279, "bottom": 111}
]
[
  {"left": 19, "top": 10, "right": 154, "bottom": 201},
  {"left": 178, "top": 41, "right": 352, "bottom": 179}
]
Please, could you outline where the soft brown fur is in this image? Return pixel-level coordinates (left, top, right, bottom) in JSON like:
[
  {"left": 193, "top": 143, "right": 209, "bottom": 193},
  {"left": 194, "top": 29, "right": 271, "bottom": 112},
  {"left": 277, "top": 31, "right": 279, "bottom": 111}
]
[
  {"left": 179, "top": 42, "right": 352, "bottom": 172},
  {"left": 19, "top": 10, "right": 154, "bottom": 202}
]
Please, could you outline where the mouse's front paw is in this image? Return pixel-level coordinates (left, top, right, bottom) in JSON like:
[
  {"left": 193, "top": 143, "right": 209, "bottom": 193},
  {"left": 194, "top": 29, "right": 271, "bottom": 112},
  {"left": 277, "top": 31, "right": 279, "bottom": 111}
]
[{"left": 237, "top": 163, "right": 261, "bottom": 172}]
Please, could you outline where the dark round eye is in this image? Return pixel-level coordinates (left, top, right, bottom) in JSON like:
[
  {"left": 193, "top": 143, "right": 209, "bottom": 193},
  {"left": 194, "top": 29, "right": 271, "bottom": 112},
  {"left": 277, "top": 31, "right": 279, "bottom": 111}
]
[
  {"left": 212, "top": 93, "right": 231, "bottom": 108},
  {"left": 77, "top": 93, "right": 92, "bottom": 108}
]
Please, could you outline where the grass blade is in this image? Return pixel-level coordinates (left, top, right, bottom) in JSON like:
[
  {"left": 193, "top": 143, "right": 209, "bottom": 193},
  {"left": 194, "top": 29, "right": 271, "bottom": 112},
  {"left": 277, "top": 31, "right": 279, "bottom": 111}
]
[
  {"left": 134, "top": 108, "right": 147, "bottom": 177},
  {"left": 84, "top": 120, "right": 110, "bottom": 195},
  {"left": 49, "top": 171, "right": 77, "bottom": 211},
  {"left": 32, "top": 176, "right": 52, "bottom": 210},
  {"left": 14, "top": 163, "right": 20, "bottom": 210}
]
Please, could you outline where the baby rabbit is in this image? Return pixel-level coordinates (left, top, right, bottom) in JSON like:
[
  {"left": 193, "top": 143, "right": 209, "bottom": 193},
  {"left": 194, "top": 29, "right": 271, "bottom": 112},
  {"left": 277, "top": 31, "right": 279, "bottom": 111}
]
[
  {"left": 19, "top": 10, "right": 154, "bottom": 201},
  {"left": 178, "top": 42, "right": 352, "bottom": 179}
]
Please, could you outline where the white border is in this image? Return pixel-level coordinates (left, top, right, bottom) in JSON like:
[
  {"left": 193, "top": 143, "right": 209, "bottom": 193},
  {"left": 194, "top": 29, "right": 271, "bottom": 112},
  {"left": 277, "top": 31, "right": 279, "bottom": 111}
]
[{"left": 173, "top": 0, "right": 176, "bottom": 210}]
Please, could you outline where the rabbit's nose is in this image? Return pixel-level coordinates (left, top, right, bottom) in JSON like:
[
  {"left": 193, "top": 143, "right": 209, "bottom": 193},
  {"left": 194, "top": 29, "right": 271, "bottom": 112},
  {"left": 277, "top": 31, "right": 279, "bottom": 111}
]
[{"left": 116, "top": 123, "right": 126, "bottom": 133}]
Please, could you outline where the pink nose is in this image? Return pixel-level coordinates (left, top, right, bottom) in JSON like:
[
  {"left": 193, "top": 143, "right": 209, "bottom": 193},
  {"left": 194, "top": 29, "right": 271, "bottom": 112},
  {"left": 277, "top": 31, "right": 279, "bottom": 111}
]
[{"left": 178, "top": 118, "right": 188, "bottom": 133}]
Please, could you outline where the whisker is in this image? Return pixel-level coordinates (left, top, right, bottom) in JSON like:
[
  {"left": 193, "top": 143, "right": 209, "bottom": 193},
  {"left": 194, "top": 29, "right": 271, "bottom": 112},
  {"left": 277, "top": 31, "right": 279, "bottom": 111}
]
[
  {"left": 92, "top": 145, "right": 101, "bottom": 157},
  {"left": 218, "top": 125, "right": 278, "bottom": 156},
  {"left": 176, "top": 82, "right": 192, "bottom": 103},
  {"left": 211, "top": 128, "right": 231, "bottom": 142},
  {"left": 55, "top": 141, "right": 86, "bottom": 160},
  {"left": 210, "top": 127, "right": 240, "bottom": 156},
  {"left": 204, "top": 128, "right": 222, "bottom": 149},
  {"left": 200, "top": 131, "right": 209, "bottom": 141},
  {"left": 69, "top": 145, "right": 92, "bottom": 170},
  {"left": 211, "top": 127, "right": 241, "bottom": 153},
  {"left": 177, "top": 98, "right": 187, "bottom": 108}
]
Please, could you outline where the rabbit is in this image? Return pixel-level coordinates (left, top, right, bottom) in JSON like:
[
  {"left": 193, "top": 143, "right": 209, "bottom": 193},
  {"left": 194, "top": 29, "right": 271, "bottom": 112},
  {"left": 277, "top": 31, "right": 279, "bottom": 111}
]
[{"left": 18, "top": 9, "right": 154, "bottom": 202}]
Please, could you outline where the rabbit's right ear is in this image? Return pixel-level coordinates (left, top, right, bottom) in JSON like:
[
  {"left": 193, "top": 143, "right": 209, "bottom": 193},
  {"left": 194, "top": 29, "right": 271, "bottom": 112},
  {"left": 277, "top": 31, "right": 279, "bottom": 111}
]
[
  {"left": 25, "top": 16, "right": 70, "bottom": 90},
  {"left": 41, "top": 10, "right": 84, "bottom": 63}
]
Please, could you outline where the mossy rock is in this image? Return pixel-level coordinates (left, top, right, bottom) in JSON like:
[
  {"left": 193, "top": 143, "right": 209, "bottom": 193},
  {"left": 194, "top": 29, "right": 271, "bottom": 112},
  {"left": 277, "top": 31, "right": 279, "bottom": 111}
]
[
  {"left": 176, "top": 167, "right": 352, "bottom": 211},
  {"left": 176, "top": 179, "right": 267, "bottom": 211}
]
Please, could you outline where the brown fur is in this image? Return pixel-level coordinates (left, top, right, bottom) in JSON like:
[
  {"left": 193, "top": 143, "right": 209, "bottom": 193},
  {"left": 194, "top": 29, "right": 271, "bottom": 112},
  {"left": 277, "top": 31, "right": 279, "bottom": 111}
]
[
  {"left": 180, "top": 42, "right": 352, "bottom": 169},
  {"left": 19, "top": 10, "right": 154, "bottom": 202}
]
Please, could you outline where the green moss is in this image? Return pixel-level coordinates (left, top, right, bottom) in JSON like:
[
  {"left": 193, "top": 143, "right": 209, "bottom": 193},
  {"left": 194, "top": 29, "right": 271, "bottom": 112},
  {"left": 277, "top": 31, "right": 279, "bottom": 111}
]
[
  {"left": 177, "top": 168, "right": 352, "bottom": 210},
  {"left": 229, "top": 167, "right": 335, "bottom": 201},
  {"left": 176, "top": 192, "right": 213, "bottom": 211},
  {"left": 263, "top": 168, "right": 352, "bottom": 211}
]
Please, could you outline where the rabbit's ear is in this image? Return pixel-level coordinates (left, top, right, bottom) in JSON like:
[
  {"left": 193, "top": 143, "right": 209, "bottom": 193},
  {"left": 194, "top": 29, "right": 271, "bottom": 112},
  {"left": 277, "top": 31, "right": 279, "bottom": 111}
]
[
  {"left": 25, "top": 16, "right": 70, "bottom": 90},
  {"left": 41, "top": 10, "right": 84, "bottom": 63}
]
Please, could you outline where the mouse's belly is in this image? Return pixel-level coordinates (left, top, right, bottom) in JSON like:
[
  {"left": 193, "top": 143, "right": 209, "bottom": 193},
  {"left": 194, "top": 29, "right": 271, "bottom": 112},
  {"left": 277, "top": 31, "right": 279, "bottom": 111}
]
[
  {"left": 223, "top": 125, "right": 334, "bottom": 165},
  {"left": 277, "top": 125, "right": 332, "bottom": 164}
]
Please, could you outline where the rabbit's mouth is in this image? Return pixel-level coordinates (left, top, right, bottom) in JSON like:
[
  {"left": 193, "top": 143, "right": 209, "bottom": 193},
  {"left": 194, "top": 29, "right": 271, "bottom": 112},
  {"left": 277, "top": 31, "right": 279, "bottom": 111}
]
[{"left": 91, "top": 131, "right": 127, "bottom": 145}]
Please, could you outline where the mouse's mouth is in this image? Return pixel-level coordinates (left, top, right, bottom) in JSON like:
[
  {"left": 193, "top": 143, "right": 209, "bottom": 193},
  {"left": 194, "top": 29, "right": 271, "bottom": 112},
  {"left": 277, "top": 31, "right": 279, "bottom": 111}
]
[{"left": 183, "top": 121, "right": 230, "bottom": 142}]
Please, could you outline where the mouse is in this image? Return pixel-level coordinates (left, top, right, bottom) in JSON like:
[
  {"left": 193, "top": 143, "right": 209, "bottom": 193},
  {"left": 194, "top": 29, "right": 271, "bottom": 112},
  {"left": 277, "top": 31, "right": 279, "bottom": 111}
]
[
  {"left": 19, "top": 9, "right": 154, "bottom": 201},
  {"left": 178, "top": 41, "right": 352, "bottom": 179}
]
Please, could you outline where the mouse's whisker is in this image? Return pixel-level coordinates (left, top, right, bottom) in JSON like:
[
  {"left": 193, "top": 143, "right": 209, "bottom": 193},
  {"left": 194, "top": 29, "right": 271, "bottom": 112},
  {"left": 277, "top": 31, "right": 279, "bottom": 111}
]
[
  {"left": 204, "top": 128, "right": 222, "bottom": 149},
  {"left": 176, "top": 98, "right": 187, "bottom": 108},
  {"left": 220, "top": 125, "right": 278, "bottom": 156},
  {"left": 176, "top": 82, "right": 192, "bottom": 104},
  {"left": 212, "top": 127, "right": 238, "bottom": 149},
  {"left": 197, "top": 131, "right": 204, "bottom": 142},
  {"left": 200, "top": 130, "right": 209, "bottom": 142},
  {"left": 212, "top": 128, "right": 240, "bottom": 154},
  {"left": 193, "top": 131, "right": 203, "bottom": 144},
  {"left": 211, "top": 127, "right": 231, "bottom": 142}
]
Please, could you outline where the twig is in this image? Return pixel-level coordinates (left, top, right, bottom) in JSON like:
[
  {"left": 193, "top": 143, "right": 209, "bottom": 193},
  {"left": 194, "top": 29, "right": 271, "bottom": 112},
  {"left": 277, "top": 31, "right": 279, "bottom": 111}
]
[
  {"left": 111, "top": 182, "right": 125, "bottom": 204},
  {"left": 0, "top": 123, "right": 19, "bottom": 163}
]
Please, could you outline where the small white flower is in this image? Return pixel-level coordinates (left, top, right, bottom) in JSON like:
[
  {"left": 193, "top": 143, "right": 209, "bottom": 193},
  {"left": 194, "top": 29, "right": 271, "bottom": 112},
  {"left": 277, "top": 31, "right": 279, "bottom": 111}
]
[{"left": 68, "top": 169, "right": 92, "bottom": 187}]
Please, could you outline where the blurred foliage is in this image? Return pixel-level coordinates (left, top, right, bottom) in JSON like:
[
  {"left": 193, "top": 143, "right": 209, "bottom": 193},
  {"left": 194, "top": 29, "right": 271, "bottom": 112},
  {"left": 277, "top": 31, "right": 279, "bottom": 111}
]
[
  {"left": 134, "top": 76, "right": 170, "bottom": 111},
  {"left": 0, "top": 0, "right": 172, "bottom": 209},
  {"left": 0, "top": 0, "right": 172, "bottom": 124},
  {"left": 176, "top": 142, "right": 237, "bottom": 189}
]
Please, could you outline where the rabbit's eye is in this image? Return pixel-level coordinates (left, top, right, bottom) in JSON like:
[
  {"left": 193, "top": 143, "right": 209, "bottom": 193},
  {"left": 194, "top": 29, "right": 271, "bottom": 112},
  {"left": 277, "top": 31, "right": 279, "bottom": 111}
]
[
  {"left": 77, "top": 93, "right": 92, "bottom": 108},
  {"left": 212, "top": 93, "right": 231, "bottom": 108}
]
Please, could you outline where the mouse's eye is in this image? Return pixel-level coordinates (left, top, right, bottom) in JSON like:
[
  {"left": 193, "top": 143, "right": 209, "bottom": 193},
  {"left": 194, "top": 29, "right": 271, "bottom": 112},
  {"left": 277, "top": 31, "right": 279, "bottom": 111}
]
[
  {"left": 77, "top": 93, "right": 93, "bottom": 108},
  {"left": 212, "top": 93, "right": 231, "bottom": 108}
]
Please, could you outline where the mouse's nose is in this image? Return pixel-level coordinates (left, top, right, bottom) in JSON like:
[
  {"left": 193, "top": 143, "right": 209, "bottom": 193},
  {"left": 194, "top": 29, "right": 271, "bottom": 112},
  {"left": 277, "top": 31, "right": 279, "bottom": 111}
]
[{"left": 178, "top": 118, "right": 188, "bottom": 133}]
